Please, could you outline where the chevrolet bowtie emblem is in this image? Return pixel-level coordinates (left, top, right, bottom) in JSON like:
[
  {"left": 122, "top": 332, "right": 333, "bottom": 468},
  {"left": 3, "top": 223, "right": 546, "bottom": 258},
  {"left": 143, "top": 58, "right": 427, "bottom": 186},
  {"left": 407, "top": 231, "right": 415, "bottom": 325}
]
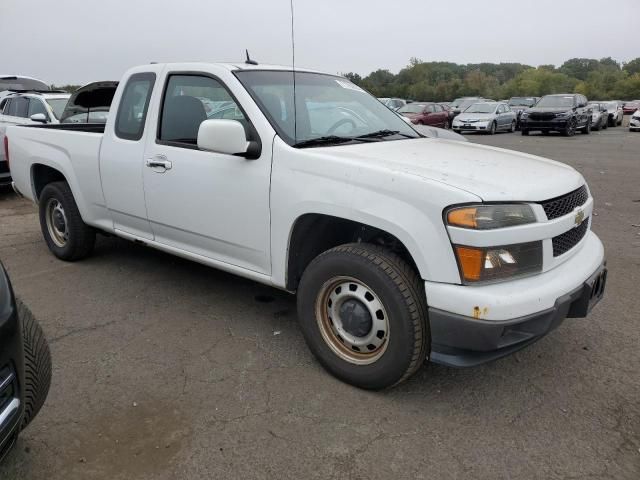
[{"left": 575, "top": 209, "right": 585, "bottom": 225}]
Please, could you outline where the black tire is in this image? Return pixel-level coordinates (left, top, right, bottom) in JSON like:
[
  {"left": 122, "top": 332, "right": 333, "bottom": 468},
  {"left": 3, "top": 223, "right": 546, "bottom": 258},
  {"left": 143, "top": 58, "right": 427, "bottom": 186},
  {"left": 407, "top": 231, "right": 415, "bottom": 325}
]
[
  {"left": 582, "top": 119, "right": 591, "bottom": 135},
  {"left": 39, "top": 181, "right": 95, "bottom": 261},
  {"left": 19, "top": 300, "right": 52, "bottom": 430},
  {"left": 509, "top": 120, "right": 516, "bottom": 133},
  {"left": 521, "top": 129, "right": 529, "bottom": 136},
  {"left": 487, "top": 121, "right": 496, "bottom": 135},
  {"left": 297, "top": 243, "right": 428, "bottom": 390},
  {"left": 444, "top": 119, "right": 450, "bottom": 130}
]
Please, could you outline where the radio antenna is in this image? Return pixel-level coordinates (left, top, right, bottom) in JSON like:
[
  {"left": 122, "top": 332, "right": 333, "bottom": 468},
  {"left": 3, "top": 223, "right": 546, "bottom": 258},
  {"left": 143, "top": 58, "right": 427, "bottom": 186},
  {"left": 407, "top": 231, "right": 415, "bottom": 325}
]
[{"left": 290, "top": 0, "right": 297, "bottom": 143}]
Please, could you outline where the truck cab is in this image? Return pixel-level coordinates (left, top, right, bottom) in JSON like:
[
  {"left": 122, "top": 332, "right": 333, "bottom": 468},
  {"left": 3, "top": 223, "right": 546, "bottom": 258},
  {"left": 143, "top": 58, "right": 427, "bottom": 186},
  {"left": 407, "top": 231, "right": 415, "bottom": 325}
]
[{"left": 6, "top": 62, "right": 606, "bottom": 389}]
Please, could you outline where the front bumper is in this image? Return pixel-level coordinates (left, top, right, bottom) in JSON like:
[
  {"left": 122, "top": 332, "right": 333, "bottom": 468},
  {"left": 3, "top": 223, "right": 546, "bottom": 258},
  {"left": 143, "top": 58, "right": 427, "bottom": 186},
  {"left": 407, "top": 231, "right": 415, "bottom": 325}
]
[
  {"left": 452, "top": 121, "right": 491, "bottom": 132},
  {"left": 425, "top": 231, "right": 606, "bottom": 367},
  {"left": 428, "top": 262, "right": 606, "bottom": 367},
  {"left": 0, "top": 266, "right": 23, "bottom": 462},
  {"left": 520, "top": 118, "right": 569, "bottom": 131}
]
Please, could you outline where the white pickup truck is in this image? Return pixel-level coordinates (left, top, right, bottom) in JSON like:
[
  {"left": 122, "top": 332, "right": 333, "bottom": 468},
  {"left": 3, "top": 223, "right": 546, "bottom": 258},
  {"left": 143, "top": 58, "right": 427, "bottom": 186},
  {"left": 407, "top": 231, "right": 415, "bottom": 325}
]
[{"left": 6, "top": 62, "right": 606, "bottom": 389}]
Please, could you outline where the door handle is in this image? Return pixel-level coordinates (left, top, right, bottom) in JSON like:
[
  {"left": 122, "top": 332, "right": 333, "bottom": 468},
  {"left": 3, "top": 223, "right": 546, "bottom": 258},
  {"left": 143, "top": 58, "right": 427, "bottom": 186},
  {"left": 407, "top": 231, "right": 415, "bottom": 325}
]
[{"left": 146, "top": 156, "right": 172, "bottom": 171}]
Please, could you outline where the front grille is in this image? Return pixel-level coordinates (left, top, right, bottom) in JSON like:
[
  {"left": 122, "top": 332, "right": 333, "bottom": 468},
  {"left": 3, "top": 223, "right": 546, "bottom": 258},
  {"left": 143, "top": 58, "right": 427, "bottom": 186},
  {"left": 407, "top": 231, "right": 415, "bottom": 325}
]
[
  {"left": 552, "top": 219, "right": 589, "bottom": 256},
  {"left": 529, "top": 112, "right": 556, "bottom": 121},
  {"left": 0, "top": 162, "right": 9, "bottom": 175},
  {"left": 540, "top": 185, "right": 589, "bottom": 220}
]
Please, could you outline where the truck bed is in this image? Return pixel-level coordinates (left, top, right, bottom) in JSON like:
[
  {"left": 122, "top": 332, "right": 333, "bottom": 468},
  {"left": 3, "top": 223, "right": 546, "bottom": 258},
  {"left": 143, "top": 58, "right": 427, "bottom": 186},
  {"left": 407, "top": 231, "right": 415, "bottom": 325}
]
[{"left": 26, "top": 123, "right": 106, "bottom": 133}]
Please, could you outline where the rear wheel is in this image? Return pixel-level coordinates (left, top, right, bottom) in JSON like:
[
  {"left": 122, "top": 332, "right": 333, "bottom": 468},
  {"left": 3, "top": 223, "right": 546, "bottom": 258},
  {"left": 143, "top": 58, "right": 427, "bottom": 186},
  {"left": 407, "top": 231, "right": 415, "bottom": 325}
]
[
  {"left": 39, "top": 182, "right": 95, "bottom": 261},
  {"left": 297, "top": 243, "right": 428, "bottom": 390},
  {"left": 19, "top": 300, "right": 52, "bottom": 430}
]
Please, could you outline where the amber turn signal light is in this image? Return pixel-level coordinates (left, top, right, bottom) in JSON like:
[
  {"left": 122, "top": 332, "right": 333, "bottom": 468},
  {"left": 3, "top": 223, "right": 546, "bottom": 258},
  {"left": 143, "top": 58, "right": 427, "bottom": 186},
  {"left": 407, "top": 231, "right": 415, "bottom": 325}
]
[
  {"left": 454, "top": 246, "right": 484, "bottom": 281},
  {"left": 447, "top": 207, "right": 478, "bottom": 229}
]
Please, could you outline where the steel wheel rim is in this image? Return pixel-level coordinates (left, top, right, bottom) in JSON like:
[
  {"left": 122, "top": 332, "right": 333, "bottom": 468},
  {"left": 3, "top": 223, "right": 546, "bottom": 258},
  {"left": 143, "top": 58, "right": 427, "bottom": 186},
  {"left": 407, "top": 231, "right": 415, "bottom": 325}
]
[
  {"left": 45, "top": 198, "right": 68, "bottom": 247},
  {"left": 315, "top": 276, "right": 390, "bottom": 365}
]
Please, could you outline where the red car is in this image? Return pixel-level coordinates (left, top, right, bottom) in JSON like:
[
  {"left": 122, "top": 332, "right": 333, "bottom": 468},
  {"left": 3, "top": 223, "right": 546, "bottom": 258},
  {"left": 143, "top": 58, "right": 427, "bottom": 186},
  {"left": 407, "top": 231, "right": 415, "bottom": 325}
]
[
  {"left": 397, "top": 102, "right": 450, "bottom": 128},
  {"left": 623, "top": 101, "right": 640, "bottom": 114}
]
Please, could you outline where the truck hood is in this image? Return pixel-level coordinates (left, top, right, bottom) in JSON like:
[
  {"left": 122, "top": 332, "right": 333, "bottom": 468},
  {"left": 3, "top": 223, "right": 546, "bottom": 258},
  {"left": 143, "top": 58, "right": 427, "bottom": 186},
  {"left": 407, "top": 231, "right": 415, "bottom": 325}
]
[{"left": 315, "top": 138, "right": 584, "bottom": 202}]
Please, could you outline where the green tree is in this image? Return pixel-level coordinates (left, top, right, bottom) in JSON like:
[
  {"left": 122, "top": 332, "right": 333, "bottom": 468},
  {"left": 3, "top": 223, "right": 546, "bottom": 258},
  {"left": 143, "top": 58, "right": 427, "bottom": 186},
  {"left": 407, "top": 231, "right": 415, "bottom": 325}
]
[{"left": 623, "top": 58, "right": 640, "bottom": 76}]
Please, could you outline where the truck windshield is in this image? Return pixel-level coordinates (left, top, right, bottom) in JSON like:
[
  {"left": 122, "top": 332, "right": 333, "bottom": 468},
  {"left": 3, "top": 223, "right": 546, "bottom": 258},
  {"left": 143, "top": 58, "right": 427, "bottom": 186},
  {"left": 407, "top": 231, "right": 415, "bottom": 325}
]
[{"left": 235, "top": 71, "right": 419, "bottom": 147}]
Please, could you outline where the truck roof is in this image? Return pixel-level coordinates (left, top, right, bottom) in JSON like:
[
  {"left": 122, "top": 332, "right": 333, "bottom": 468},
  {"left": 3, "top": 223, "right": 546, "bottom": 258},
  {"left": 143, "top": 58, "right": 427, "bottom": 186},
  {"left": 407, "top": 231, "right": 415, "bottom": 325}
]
[{"left": 143, "top": 62, "right": 326, "bottom": 75}]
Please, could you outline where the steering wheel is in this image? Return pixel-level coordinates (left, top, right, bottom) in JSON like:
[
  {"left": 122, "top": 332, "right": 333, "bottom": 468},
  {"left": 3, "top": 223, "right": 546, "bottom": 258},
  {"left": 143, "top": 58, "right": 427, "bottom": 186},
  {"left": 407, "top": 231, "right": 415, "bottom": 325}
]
[{"left": 326, "top": 118, "right": 357, "bottom": 136}]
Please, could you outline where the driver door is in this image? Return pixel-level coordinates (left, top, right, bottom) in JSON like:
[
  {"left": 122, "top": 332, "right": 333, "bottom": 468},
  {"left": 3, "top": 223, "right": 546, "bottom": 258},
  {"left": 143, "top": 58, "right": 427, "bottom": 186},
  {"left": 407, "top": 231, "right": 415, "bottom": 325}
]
[{"left": 141, "top": 71, "right": 272, "bottom": 274}]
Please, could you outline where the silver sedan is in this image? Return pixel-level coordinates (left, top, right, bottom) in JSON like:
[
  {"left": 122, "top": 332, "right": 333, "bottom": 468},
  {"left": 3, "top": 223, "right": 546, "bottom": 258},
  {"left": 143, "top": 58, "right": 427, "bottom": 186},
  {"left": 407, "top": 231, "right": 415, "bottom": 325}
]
[{"left": 452, "top": 102, "right": 517, "bottom": 134}]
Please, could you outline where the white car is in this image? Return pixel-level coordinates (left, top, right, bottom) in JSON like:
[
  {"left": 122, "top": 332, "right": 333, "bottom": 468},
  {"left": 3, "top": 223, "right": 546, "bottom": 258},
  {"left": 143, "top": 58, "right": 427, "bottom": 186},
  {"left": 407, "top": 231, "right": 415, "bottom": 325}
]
[
  {"left": 629, "top": 110, "right": 640, "bottom": 131},
  {"left": 6, "top": 62, "right": 606, "bottom": 389},
  {"left": 601, "top": 100, "right": 624, "bottom": 127},
  {"left": 0, "top": 91, "right": 70, "bottom": 179},
  {"left": 452, "top": 101, "right": 517, "bottom": 134}
]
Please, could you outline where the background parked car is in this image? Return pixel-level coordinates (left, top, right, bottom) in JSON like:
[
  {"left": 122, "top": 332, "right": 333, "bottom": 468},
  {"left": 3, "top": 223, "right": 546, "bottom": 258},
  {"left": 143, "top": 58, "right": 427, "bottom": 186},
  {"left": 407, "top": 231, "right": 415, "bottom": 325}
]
[
  {"left": 622, "top": 100, "right": 640, "bottom": 115},
  {"left": 452, "top": 101, "right": 517, "bottom": 134},
  {"left": 377, "top": 97, "right": 407, "bottom": 110},
  {"left": 587, "top": 102, "right": 609, "bottom": 131},
  {"left": 629, "top": 110, "right": 640, "bottom": 131},
  {"left": 0, "top": 263, "right": 52, "bottom": 462},
  {"left": 449, "top": 96, "right": 494, "bottom": 119},
  {"left": 0, "top": 91, "right": 71, "bottom": 177},
  {"left": 507, "top": 96, "right": 539, "bottom": 129},
  {"left": 60, "top": 81, "right": 119, "bottom": 124},
  {"left": 520, "top": 94, "right": 592, "bottom": 136},
  {"left": 397, "top": 102, "right": 450, "bottom": 128},
  {"left": 601, "top": 100, "right": 624, "bottom": 126}
]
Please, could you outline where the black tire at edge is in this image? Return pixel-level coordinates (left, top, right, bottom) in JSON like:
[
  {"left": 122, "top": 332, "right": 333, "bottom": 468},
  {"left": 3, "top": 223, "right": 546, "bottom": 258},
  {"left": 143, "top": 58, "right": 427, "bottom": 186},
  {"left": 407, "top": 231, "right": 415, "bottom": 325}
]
[{"left": 18, "top": 299, "right": 52, "bottom": 430}]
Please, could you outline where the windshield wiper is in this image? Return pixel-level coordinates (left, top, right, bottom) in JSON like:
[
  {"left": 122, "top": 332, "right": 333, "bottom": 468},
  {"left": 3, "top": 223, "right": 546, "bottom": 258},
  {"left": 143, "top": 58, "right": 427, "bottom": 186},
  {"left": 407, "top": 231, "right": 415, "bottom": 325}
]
[
  {"left": 354, "top": 129, "right": 414, "bottom": 140},
  {"left": 293, "top": 135, "right": 360, "bottom": 148}
]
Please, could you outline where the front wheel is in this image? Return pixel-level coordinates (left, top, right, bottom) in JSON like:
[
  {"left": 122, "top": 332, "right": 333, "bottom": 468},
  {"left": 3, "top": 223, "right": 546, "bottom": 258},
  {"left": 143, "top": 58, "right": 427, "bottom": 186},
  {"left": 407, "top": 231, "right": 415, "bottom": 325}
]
[
  {"left": 487, "top": 121, "right": 496, "bottom": 135},
  {"left": 509, "top": 120, "right": 516, "bottom": 132},
  {"left": 297, "top": 243, "right": 429, "bottom": 390},
  {"left": 39, "top": 182, "right": 95, "bottom": 261},
  {"left": 563, "top": 118, "right": 577, "bottom": 136}
]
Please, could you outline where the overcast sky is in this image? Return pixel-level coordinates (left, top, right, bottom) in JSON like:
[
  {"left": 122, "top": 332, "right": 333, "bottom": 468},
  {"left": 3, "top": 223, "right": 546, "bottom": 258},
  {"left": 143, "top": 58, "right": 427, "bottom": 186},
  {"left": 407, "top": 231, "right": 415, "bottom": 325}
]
[{"left": 1, "top": 0, "right": 638, "bottom": 85}]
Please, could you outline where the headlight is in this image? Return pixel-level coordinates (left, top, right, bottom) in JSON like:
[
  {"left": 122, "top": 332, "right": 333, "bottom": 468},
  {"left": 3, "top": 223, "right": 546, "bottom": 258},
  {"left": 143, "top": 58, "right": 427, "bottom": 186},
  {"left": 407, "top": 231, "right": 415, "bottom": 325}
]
[
  {"left": 454, "top": 241, "right": 543, "bottom": 283},
  {"left": 446, "top": 204, "right": 536, "bottom": 230}
]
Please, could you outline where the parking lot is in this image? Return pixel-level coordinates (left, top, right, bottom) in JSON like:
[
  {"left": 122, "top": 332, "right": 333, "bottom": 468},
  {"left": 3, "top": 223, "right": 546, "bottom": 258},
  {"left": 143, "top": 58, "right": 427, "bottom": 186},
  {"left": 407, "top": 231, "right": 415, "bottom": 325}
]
[{"left": 0, "top": 125, "right": 638, "bottom": 479}]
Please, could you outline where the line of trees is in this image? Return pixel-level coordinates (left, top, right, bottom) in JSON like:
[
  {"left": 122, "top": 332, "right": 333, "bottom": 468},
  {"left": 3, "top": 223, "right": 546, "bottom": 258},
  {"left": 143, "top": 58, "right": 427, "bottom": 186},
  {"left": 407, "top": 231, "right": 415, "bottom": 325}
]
[{"left": 344, "top": 57, "right": 640, "bottom": 102}]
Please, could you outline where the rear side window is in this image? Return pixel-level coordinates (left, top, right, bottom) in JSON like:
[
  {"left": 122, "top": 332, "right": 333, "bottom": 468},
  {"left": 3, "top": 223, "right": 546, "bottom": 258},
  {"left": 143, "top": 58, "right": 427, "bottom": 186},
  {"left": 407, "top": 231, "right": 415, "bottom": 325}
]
[{"left": 115, "top": 72, "right": 155, "bottom": 141}]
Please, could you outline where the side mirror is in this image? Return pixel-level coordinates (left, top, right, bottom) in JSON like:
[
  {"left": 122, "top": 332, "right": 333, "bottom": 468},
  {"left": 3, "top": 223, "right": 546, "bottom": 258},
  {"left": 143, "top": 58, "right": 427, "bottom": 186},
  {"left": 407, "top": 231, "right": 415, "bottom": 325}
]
[
  {"left": 30, "top": 113, "right": 47, "bottom": 123},
  {"left": 197, "top": 119, "right": 260, "bottom": 159}
]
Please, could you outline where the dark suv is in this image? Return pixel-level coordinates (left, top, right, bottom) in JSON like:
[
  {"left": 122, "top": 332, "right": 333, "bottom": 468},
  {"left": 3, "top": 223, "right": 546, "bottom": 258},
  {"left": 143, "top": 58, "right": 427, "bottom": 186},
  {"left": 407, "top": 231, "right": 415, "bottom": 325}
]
[
  {"left": 520, "top": 94, "right": 591, "bottom": 136},
  {"left": 0, "top": 264, "right": 51, "bottom": 462}
]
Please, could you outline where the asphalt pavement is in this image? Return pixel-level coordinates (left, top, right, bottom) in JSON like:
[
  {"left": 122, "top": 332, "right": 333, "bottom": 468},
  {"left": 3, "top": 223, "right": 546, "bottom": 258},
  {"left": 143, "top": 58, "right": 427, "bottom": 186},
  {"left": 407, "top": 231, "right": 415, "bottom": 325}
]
[{"left": 0, "top": 124, "right": 638, "bottom": 479}]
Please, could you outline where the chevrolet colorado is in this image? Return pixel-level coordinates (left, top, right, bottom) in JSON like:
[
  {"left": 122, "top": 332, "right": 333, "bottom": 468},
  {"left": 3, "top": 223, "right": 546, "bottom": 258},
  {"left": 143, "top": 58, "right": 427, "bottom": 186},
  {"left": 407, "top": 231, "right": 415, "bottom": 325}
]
[{"left": 6, "top": 62, "right": 606, "bottom": 389}]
